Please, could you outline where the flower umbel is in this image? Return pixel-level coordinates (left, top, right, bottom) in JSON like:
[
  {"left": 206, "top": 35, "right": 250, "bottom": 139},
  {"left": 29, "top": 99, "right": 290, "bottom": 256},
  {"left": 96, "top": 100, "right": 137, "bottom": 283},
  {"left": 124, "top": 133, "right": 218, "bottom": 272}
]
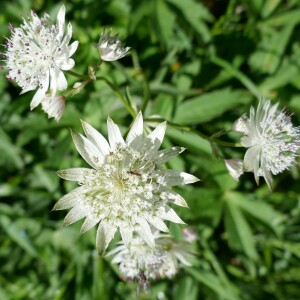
[
  {"left": 97, "top": 28, "right": 130, "bottom": 61},
  {"left": 54, "top": 113, "right": 199, "bottom": 254},
  {"left": 108, "top": 232, "right": 193, "bottom": 282},
  {"left": 3, "top": 6, "right": 78, "bottom": 112},
  {"left": 232, "top": 98, "right": 300, "bottom": 189}
]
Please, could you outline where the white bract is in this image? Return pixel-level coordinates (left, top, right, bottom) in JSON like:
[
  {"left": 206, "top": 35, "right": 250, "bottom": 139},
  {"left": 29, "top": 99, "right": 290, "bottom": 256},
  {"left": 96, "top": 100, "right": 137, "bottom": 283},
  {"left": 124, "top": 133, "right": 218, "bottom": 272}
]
[
  {"left": 4, "top": 6, "right": 78, "bottom": 112},
  {"left": 53, "top": 113, "right": 199, "bottom": 254},
  {"left": 108, "top": 233, "right": 193, "bottom": 282},
  {"left": 41, "top": 94, "right": 65, "bottom": 121},
  {"left": 224, "top": 159, "right": 244, "bottom": 182},
  {"left": 97, "top": 28, "right": 130, "bottom": 61},
  {"left": 232, "top": 99, "right": 300, "bottom": 189}
]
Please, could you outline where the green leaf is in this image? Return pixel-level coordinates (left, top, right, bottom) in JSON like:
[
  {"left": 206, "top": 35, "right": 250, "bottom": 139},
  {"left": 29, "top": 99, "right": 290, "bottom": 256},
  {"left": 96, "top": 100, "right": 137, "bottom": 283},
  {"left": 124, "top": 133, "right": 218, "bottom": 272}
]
[
  {"left": 229, "top": 192, "right": 284, "bottom": 237},
  {"left": 249, "top": 24, "right": 295, "bottom": 74},
  {"left": 224, "top": 196, "right": 258, "bottom": 261},
  {"left": 172, "top": 276, "right": 198, "bottom": 300},
  {"left": 0, "top": 215, "right": 38, "bottom": 257},
  {"left": 154, "top": 0, "right": 175, "bottom": 50},
  {"left": 0, "top": 128, "right": 24, "bottom": 169},
  {"left": 186, "top": 268, "right": 239, "bottom": 300},
  {"left": 173, "top": 88, "right": 252, "bottom": 124},
  {"left": 166, "top": 0, "right": 213, "bottom": 42}
]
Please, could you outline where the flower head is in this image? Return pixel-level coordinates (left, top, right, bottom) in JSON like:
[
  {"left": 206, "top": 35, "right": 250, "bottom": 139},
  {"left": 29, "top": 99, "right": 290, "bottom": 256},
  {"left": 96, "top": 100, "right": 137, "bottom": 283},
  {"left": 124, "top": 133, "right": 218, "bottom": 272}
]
[
  {"left": 108, "top": 232, "right": 193, "bottom": 282},
  {"left": 232, "top": 98, "right": 300, "bottom": 189},
  {"left": 54, "top": 113, "right": 199, "bottom": 254},
  {"left": 97, "top": 28, "right": 130, "bottom": 61},
  {"left": 41, "top": 94, "right": 65, "bottom": 121},
  {"left": 3, "top": 6, "right": 78, "bottom": 112}
]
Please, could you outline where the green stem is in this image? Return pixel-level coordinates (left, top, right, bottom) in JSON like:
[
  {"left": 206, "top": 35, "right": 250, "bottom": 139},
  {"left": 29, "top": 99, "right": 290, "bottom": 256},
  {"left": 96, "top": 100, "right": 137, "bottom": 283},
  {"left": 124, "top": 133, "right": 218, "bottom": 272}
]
[
  {"left": 96, "top": 76, "right": 136, "bottom": 118},
  {"left": 145, "top": 117, "right": 242, "bottom": 147},
  {"left": 66, "top": 70, "right": 88, "bottom": 80}
]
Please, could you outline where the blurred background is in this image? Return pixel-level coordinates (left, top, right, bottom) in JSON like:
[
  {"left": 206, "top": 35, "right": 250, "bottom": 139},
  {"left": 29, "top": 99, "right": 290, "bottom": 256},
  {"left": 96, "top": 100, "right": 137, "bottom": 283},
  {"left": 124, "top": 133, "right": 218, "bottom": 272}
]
[{"left": 1, "top": 0, "right": 300, "bottom": 299}]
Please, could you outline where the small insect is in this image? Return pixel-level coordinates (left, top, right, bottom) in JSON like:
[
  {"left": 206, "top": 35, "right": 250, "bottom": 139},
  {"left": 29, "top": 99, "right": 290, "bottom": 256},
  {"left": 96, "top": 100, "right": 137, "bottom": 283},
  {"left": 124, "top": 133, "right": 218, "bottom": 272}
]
[{"left": 128, "top": 170, "right": 141, "bottom": 176}]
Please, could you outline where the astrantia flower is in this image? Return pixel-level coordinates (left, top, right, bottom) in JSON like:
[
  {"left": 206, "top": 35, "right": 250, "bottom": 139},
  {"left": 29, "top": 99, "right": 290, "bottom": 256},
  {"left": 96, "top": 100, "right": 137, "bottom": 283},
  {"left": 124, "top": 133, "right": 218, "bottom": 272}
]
[
  {"left": 108, "top": 232, "right": 193, "bottom": 282},
  {"left": 3, "top": 5, "right": 78, "bottom": 111},
  {"left": 41, "top": 94, "right": 65, "bottom": 121},
  {"left": 232, "top": 98, "right": 300, "bottom": 189},
  {"left": 97, "top": 28, "right": 130, "bottom": 61},
  {"left": 53, "top": 113, "right": 199, "bottom": 254}
]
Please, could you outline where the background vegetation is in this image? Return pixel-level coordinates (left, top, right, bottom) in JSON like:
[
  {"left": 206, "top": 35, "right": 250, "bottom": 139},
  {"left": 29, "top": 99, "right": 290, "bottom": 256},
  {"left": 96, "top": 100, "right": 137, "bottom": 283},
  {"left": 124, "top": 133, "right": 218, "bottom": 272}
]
[{"left": 1, "top": 0, "right": 300, "bottom": 299}]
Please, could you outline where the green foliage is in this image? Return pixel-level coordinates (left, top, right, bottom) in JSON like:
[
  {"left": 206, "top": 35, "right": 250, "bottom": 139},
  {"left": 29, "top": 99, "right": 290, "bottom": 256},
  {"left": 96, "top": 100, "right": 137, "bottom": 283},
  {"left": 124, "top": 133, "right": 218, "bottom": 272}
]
[{"left": 1, "top": 0, "right": 300, "bottom": 299}]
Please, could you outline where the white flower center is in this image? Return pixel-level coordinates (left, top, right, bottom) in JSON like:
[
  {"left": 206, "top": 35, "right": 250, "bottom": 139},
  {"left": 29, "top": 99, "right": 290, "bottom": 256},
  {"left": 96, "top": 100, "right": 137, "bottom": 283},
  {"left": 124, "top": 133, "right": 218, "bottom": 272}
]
[{"left": 80, "top": 145, "right": 167, "bottom": 228}]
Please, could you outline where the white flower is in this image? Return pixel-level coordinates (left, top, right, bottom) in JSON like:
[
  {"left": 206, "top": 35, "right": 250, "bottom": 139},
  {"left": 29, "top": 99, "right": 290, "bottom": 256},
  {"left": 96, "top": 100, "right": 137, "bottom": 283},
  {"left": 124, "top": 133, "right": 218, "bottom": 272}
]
[
  {"left": 224, "top": 159, "right": 244, "bottom": 181},
  {"left": 97, "top": 28, "right": 130, "bottom": 61},
  {"left": 53, "top": 112, "right": 199, "bottom": 254},
  {"left": 41, "top": 94, "right": 65, "bottom": 121},
  {"left": 108, "top": 232, "right": 193, "bottom": 282},
  {"left": 232, "top": 98, "right": 300, "bottom": 189},
  {"left": 4, "top": 6, "right": 78, "bottom": 111}
]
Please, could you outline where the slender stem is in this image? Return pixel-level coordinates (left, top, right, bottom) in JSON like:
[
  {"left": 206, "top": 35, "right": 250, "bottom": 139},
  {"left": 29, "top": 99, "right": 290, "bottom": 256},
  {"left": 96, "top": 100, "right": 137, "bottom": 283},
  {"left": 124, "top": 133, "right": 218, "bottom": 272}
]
[
  {"left": 145, "top": 117, "right": 242, "bottom": 147},
  {"left": 66, "top": 70, "right": 88, "bottom": 80},
  {"left": 96, "top": 76, "right": 136, "bottom": 118}
]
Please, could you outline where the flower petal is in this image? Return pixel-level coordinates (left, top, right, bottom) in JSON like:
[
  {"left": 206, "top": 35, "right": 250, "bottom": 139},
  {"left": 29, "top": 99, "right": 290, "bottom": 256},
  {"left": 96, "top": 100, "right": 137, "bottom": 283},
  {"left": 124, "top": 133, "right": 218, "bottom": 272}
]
[
  {"left": 144, "top": 121, "right": 167, "bottom": 155},
  {"left": 160, "top": 206, "right": 185, "bottom": 224},
  {"left": 119, "top": 227, "right": 133, "bottom": 247},
  {"left": 30, "top": 72, "right": 49, "bottom": 110},
  {"left": 96, "top": 222, "right": 117, "bottom": 255},
  {"left": 243, "top": 145, "right": 260, "bottom": 172},
  {"left": 232, "top": 114, "right": 248, "bottom": 133},
  {"left": 224, "top": 159, "right": 244, "bottom": 181},
  {"left": 56, "top": 5, "right": 65, "bottom": 42},
  {"left": 80, "top": 215, "right": 100, "bottom": 234},
  {"left": 145, "top": 216, "right": 169, "bottom": 233},
  {"left": 163, "top": 170, "right": 199, "bottom": 186},
  {"left": 126, "top": 112, "right": 143, "bottom": 149},
  {"left": 155, "top": 147, "right": 185, "bottom": 165},
  {"left": 66, "top": 41, "right": 79, "bottom": 58},
  {"left": 52, "top": 186, "right": 85, "bottom": 211},
  {"left": 57, "top": 168, "right": 95, "bottom": 181},
  {"left": 63, "top": 205, "right": 88, "bottom": 226},
  {"left": 136, "top": 218, "right": 155, "bottom": 248},
  {"left": 81, "top": 120, "right": 111, "bottom": 156},
  {"left": 107, "top": 117, "right": 125, "bottom": 150},
  {"left": 71, "top": 130, "right": 104, "bottom": 169},
  {"left": 57, "top": 58, "right": 75, "bottom": 71},
  {"left": 60, "top": 22, "right": 73, "bottom": 49},
  {"left": 55, "top": 69, "right": 68, "bottom": 91}
]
